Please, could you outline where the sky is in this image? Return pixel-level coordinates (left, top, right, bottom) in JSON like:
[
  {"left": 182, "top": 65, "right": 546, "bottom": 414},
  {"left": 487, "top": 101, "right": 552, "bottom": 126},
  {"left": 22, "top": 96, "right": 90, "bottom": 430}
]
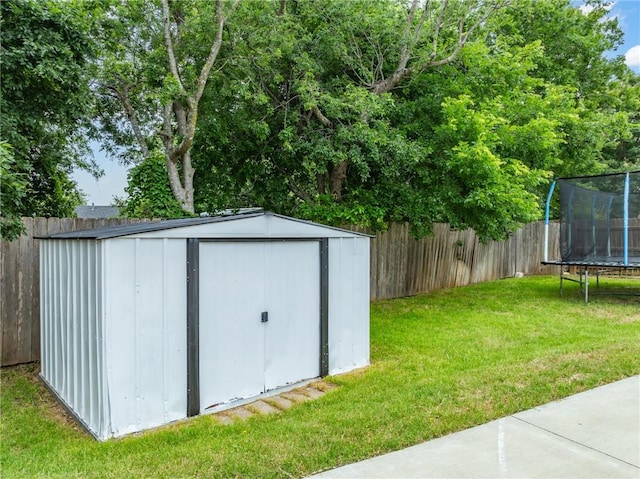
[
  {"left": 576, "top": 0, "right": 640, "bottom": 72},
  {"left": 72, "top": 0, "right": 640, "bottom": 206}
]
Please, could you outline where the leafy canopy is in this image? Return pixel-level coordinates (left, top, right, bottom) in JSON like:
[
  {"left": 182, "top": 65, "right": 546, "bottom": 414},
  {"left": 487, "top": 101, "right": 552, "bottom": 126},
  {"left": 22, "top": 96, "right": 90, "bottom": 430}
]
[{"left": 0, "top": 0, "right": 101, "bottom": 229}]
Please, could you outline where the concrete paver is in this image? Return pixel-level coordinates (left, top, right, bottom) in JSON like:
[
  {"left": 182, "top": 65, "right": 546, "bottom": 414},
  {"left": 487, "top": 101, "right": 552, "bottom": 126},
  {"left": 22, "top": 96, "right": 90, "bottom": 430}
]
[
  {"left": 300, "top": 387, "right": 325, "bottom": 399},
  {"left": 210, "top": 379, "right": 333, "bottom": 424},
  {"left": 247, "top": 400, "right": 281, "bottom": 415},
  {"left": 265, "top": 396, "right": 294, "bottom": 410},
  {"left": 282, "top": 392, "right": 313, "bottom": 403},
  {"left": 225, "top": 407, "right": 253, "bottom": 421},
  {"left": 311, "top": 376, "right": 640, "bottom": 479}
]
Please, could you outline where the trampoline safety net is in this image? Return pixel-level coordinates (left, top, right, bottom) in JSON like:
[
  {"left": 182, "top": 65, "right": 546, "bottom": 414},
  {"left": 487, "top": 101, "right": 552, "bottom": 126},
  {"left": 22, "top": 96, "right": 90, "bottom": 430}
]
[{"left": 558, "top": 171, "right": 640, "bottom": 265}]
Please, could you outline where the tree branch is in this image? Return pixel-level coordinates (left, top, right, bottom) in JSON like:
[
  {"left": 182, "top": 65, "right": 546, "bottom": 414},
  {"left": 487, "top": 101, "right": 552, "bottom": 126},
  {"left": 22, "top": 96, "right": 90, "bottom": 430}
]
[
  {"left": 108, "top": 81, "right": 150, "bottom": 158},
  {"left": 396, "top": 0, "right": 423, "bottom": 74},
  {"left": 311, "top": 105, "right": 332, "bottom": 127},
  {"left": 160, "top": 103, "right": 174, "bottom": 158},
  {"left": 161, "top": 0, "right": 186, "bottom": 95},
  {"left": 370, "top": 0, "right": 510, "bottom": 94},
  {"left": 193, "top": 0, "right": 241, "bottom": 106},
  {"left": 289, "top": 182, "right": 313, "bottom": 203},
  {"left": 169, "top": 0, "right": 241, "bottom": 161},
  {"left": 428, "top": 0, "right": 450, "bottom": 62}
]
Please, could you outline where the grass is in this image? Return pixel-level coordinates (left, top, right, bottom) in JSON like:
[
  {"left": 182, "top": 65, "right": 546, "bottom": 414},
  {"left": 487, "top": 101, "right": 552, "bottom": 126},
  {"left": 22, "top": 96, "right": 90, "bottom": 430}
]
[{"left": 2, "top": 276, "right": 640, "bottom": 478}]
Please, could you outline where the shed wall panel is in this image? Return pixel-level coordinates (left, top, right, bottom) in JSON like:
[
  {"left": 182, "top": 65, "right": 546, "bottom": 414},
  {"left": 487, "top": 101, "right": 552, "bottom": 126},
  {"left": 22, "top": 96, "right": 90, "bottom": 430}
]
[
  {"left": 198, "top": 241, "right": 320, "bottom": 410},
  {"left": 39, "top": 239, "right": 106, "bottom": 436},
  {"left": 104, "top": 238, "right": 187, "bottom": 437},
  {"left": 351, "top": 239, "right": 371, "bottom": 368},
  {"left": 199, "top": 242, "right": 266, "bottom": 409},
  {"left": 328, "top": 238, "right": 370, "bottom": 374},
  {"left": 263, "top": 241, "right": 320, "bottom": 390}
]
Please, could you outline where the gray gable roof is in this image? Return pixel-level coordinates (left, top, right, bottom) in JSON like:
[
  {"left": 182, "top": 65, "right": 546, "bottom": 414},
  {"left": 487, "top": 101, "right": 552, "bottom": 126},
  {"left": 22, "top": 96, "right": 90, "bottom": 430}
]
[
  {"left": 39, "top": 210, "right": 371, "bottom": 240},
  {"left": 42, "top": 213, "right": 262, "bottom": 240}
]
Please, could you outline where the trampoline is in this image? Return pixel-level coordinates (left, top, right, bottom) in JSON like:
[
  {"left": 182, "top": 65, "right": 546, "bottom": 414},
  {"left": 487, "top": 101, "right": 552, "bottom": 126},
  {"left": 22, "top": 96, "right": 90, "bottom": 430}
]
[{"left": 542, "top": 170, "right": 640, "bottom": 302}]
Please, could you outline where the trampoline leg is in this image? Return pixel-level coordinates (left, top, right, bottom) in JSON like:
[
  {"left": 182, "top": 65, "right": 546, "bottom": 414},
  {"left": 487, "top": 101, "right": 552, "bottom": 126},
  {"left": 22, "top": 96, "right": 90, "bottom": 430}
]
[
  {"left": 560, "top": 267, "right": 564, "bottom": 297},
  {"left": 585, "top": 268, "right": 589, "bottom": 304}
]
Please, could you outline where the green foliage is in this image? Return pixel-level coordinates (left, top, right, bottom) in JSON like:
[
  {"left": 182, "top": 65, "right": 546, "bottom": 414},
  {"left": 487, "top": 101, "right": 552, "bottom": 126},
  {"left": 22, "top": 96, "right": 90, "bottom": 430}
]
[
  {"left": 185, "top": 0, "right": 638, "bottom": 239},
  {"left": 117, "top": 153, "right": 189, "bottom": 218},
  {"left": 490, "top": 0, "right": 638, "bottom": 175},
  {"left": 0, "top": 142, "right": 27, "bottom": 239},
  {"left": 94, "top": 0, "right": 639, "bottom": 239},
  {"left": 0, "top": 0, "right": 99, "bottom": 216},
  {"left": 92, "top": 0, "right": 164, "bottom": 162}
]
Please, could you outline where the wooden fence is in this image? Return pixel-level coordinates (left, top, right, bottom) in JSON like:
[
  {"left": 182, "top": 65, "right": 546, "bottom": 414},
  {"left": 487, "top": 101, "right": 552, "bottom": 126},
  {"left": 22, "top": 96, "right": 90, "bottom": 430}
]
[
  {"left": 1, "top": 217, "right": 559, "bottom": 366},
  {"left": 356, "top": 221, "right": 559, "bottom": 300}
]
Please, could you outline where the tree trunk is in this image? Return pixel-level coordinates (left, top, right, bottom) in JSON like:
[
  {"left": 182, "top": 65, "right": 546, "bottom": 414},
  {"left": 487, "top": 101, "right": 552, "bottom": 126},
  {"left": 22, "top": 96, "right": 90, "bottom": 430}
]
[
  {"left": 329, "top": 161, "right": 349, "bottom": 202},
  {"left": 157, "top": 0, "right": 239, "bottom": 216}
]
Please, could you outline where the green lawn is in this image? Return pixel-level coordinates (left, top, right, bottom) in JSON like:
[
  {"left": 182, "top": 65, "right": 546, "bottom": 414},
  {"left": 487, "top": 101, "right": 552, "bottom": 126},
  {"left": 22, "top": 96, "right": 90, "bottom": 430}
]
[{"left": 2, "top": 276, "right": 639, "bottom": 478}]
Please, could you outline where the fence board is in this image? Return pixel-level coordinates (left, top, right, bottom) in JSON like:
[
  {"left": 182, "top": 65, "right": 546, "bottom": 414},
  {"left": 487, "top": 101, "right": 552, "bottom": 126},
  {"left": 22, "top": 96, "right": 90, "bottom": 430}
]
[{"left": 1, "top": 232, "right": 19, "bottom": 364}]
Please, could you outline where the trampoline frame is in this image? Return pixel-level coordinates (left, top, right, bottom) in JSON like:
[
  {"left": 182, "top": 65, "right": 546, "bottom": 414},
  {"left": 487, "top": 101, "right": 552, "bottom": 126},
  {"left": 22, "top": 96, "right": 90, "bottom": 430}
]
[
  {"left": 541, "top": 261, "right": 640, "bottom": 303},
  {"left": 543, "top": 171, "right": 640, "bottom": 303}
]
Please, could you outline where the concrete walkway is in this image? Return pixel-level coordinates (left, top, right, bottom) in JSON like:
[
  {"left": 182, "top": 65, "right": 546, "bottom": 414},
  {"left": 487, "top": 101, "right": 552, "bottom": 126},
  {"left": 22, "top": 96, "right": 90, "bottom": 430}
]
[{"left": 312, "top": 376, "right": 640, "bottom": 478}]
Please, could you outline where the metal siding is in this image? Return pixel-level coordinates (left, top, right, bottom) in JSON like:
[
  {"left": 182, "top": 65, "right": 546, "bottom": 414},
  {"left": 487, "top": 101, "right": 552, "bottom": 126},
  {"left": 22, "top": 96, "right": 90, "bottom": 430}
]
[
  {"left": 51, "top": 241, "right": 58, "bottom": 383},
  {"left": 62, "top": 242, "right": 71, "bottom": 399},
  {"left": 328, "top": 238, "right": 370, "bottom": 375},
  {"left": 39, "top": 239, "right": 107, "bottom": 438},
  {"left": 72, "top": 242, "right": 80, "bottom": 417},
  {"left": 263, "top": 216, "right": 361, "bottom": 238},
  {"left": 40, "top": 241, "right": 50, "bottom": 381},
  {"left": 263, "top": 241, "right": 320, "bottom": 390},
  {"left": 104, "top": 238, "right": 187, "bottom": 438},
  {"left": 72, "top": 242, "right": 81, "bottom": 411},
  {"left": 198, "top": 242, "right": 266, "bottom": 409},
  {"left": 198, "top": 241, "right": 320, "bottom": 410},
  {"left": 40, "top": 221, "right": 369, "bottom": 440},
  {"left": 164, "top": 238, "right": 187, "bottom": 423},
  {"left": 352, "top": 238, "right": 371, "bottom": 369},
  {"left": 97, "top": 241, "right": 109, "bottom": 438},
  {"left": 160, "top": 239, "right": 188, "bottom": 424},
  {"left": 328, "top": 238, "right": 352, "bottom": 374},
  {"left": 86, "top": 241, "right": 98, "bottom": 433},
  {"left": 53, "top": 241, "right": 64, "bottom": 398},
  {"left": 105, "top": 238, "right": 137, "bottom": 436},
  {"left": 137, "top": 239, "right": 169, "bottom": 427}
]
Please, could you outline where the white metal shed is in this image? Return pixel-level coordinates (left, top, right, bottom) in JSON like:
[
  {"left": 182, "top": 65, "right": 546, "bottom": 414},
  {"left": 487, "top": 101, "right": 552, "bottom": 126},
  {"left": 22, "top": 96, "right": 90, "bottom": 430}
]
[{"left": 39, "top": 211, "right": 370, "bottom": 440}]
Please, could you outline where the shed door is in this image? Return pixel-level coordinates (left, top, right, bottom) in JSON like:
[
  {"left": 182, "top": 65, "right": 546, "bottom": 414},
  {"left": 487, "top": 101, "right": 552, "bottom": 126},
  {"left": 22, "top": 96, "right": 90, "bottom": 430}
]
[{"left": 198, "top": 241, "right": 320, "bottom": 411}]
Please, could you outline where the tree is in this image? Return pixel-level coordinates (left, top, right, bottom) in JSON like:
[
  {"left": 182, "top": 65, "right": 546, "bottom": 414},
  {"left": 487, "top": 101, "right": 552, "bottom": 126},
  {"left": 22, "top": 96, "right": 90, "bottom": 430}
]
[
  {"left": 114, "top": 153, "right": 186, "bottom": 218},
  {"left": 0, "top": 0, "right": 99, "bottom": 220},
  {"left": 273, "top": 0, "right": 511, "bottom": 204},
  {"left": 489, "top": 0, "right": 639, "bottom": 177},
  {"left": 188, "top": 0, "right": 530, "bottom": 238},
  {"left": 95, "top": 0, "right": 240, "bottom": 215},
  {"left": 602, "top": 71, "right": 640, "bottom": 170},
  {"left": 0, "top": 142, "right": 28, "bottom": 239},
  {"left": 101, "top": 0, "right": 638, "bottom": 240}
]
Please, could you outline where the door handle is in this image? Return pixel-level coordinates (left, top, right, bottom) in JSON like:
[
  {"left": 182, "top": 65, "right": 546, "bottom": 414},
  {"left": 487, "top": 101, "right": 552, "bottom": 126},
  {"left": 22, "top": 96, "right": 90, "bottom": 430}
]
[{"left": 261, "top": 311, "right": 269, "bottom": 323}]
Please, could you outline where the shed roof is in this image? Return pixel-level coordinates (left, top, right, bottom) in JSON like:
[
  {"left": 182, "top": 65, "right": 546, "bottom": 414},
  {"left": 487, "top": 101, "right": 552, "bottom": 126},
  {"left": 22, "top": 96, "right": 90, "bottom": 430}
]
[{"left": 39, "top": 211, "right": 371, "bottom": 240}]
